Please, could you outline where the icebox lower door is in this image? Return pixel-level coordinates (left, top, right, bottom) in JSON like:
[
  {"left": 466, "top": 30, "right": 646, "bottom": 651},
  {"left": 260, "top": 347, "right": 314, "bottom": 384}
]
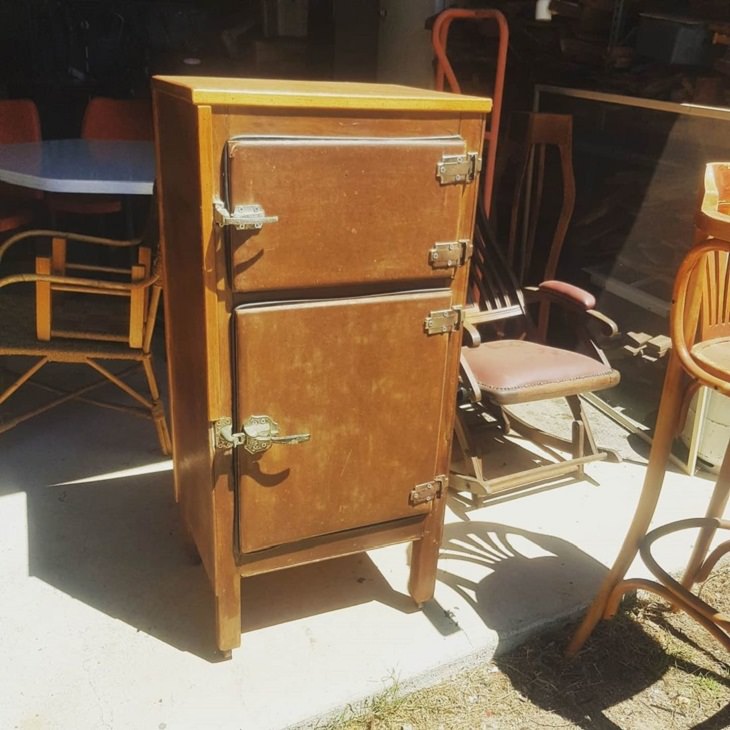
[
  {"left": 233, "top": 289, "right": 456, "bottom": 553},
  {"left": 223, "top": 134, "right": 469, "bottom": 293}
]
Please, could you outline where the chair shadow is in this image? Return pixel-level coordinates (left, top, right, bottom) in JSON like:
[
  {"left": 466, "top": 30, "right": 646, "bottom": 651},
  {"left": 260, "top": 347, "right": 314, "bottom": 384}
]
[
  {"left": 436, "top": 520, "right": 730, "bottom": 729},
  {"left": 3, "top": 400, "right": 416, "bottom": 661},
  {"left": 437, "top": 520, "right": 608, "bottom": 635},
  {"left": 495, "top": 606, "right": 730, "bottom": 730}
]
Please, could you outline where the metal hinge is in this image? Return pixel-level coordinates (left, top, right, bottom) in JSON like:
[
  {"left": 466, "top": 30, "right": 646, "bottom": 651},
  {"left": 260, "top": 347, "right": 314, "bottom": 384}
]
[
  {"left": 409, "top": 476, "right": 447, "bottom": 506},
  {"left": 429, "top": 240, "right": 472, "bottom": 270},
  {"left": 436, "top": 152, "right": 481, "bottom": 185},
  {"left": 424, "top": 306, "right": 463, "bottom": 335},
  {"left": 214, "top": 415, "right": 310, "bottom": 454},
  {"left": 213, "top": 199, "right": 279, "bottom": 230}
]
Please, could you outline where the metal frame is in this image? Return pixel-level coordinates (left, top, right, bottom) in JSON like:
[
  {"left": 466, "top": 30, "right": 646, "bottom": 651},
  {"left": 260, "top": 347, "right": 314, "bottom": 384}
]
[{"left": 432, "top": 8, "right": 509, "bottom": 216}]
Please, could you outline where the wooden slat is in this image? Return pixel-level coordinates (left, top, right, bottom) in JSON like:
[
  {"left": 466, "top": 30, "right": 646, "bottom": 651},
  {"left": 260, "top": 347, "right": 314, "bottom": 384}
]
[
  {"left": 153, "top": 76, "right": 492, "bottom": 113},
  {"left": 51, "top": 237, "right": 66, "bottom": 275},
  {"left": 129, "top": 263, "right": 145, "bottom": 348},
  {"left": 52, "top": 285, "right": 128, "bottom": 296},
  {"left": 238, "top": 517, "right": 425, "bottom": 577},
  {"left": 51, "top": 329, "right": 127, "bottom": 342},
  {"left": 35, "top": 256, "right": 51, "bottom": 341}
]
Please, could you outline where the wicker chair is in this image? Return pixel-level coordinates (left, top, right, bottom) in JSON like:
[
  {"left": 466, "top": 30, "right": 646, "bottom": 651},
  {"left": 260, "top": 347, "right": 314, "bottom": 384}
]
[{"left": 0, "top": 224, "right": 170, "bottom": 454}]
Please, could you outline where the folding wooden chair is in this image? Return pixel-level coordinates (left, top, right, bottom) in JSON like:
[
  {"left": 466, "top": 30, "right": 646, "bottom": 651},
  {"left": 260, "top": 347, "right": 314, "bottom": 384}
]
[{"left": 451, "top": 113, "right": 621, "bottom": 497}]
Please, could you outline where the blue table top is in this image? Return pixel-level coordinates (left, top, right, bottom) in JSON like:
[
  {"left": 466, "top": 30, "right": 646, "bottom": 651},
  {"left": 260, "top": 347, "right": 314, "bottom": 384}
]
[{"left": 0, "top": 139, "right": 155, "bottom": 195}]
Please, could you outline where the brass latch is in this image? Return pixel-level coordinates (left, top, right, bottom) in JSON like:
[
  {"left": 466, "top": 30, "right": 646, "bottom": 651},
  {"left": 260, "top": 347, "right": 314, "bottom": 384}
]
[
  {"left": 410, "top": 476, "right": 447, "bottom": 506},
  {"left": 213, "top": 199, "right": 279, "bottom": 230},
  {"left": 436, "top": 152, "right": 481, "bottom": 185},
  {"left": 424, "top": 306, "right": 463, "bottom": 335},
  {"left": 214, "top": 415, "right": 310, "bottom": 454},
  {"left": 429, "top": 240, "right": 472, "bottom": 270}
]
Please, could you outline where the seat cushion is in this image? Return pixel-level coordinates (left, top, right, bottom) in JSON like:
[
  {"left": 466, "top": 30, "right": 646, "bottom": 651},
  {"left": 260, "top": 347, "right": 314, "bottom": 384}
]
[{"left": 463, "top": 339, "right": 620, "bottom": 405}]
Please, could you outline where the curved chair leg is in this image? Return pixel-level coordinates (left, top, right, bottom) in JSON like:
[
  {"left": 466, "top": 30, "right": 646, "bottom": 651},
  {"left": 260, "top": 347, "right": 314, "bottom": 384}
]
[
  {"left": 681, "top": 443, "right": 730, "bottom": 588},
  {"left": 604, "top": 576, "right": 730, "bottom": 650},
  {"left": 566, "top": 352, "right": 685, "bottom": 656}
]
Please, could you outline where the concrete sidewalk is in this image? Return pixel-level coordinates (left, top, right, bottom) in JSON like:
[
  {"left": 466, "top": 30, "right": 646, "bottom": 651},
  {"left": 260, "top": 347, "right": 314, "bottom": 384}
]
[{"left": 0, "top": 384, "right": 725, "bottom": 730}]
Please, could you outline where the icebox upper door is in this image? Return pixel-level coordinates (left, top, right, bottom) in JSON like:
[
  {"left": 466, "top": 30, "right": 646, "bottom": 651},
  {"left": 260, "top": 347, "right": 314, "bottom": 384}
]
[{"left": 222, "top": 134, "right": 471, "bottom": 293}]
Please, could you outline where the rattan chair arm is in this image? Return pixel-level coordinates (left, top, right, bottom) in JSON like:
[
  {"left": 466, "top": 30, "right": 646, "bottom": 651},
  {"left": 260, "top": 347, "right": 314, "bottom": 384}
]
[
  {"left": 0, "top": 271, "right": 158, "bottom": 293},
  {"left": 0, "top": 228, "right": 143, "bottom": 263}
]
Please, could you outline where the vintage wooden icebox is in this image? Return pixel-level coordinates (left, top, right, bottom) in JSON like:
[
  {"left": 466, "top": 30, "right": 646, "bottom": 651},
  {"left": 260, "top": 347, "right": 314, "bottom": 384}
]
[{"left": 152, "top": 75, "right": 490, "bottom": 653}]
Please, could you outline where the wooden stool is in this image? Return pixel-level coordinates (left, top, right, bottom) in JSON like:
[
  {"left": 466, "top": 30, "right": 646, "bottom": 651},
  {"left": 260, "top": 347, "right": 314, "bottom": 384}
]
[{"left": 567, "top": 162, "right": 730, "bottom": 656}]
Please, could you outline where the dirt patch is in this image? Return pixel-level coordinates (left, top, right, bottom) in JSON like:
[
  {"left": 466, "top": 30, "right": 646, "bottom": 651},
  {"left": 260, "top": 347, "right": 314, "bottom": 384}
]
[{"left": 327, "top": 562, "right": 730, "bottom": 729}]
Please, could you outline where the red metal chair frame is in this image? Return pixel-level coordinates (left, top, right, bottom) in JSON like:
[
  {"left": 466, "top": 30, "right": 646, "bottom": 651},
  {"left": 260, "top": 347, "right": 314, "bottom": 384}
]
[{"left": 432, "top": 8, "right": 509, "bottom": 216}]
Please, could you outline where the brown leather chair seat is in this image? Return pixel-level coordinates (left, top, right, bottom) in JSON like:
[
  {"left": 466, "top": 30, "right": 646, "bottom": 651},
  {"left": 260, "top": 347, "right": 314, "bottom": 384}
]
[{"left": 463, "top": 339, "right": 620, "bottom": 405}]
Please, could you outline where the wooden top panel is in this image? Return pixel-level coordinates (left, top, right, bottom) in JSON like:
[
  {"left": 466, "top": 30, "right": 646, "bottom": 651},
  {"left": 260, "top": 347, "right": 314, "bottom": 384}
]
[{"left": 152, "top": 76, "right": 492, "bottom": 113}]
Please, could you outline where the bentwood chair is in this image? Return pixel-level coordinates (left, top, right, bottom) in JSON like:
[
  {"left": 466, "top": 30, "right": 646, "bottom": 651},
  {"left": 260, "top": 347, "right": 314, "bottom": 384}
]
[
  {"left": 450, "top": 113, "right": 621, "bottom": 497},
  {"left": 0, "top": 99, "right": 43, "bottom": 235},
  {"left": 0, "top": 217, "right": 171, "bottom": 454},
  {"left": 568, "top": 162, "right": 730, "bottom": 656},
  {"left": 46, "top": 97, "right": 153, "bottom": 225}
]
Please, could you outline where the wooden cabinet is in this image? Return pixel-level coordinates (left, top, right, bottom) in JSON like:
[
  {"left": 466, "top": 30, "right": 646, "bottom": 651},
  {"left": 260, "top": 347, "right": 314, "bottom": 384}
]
[{"left": 152, "top": 76, "right": 489, "bottom": 654}]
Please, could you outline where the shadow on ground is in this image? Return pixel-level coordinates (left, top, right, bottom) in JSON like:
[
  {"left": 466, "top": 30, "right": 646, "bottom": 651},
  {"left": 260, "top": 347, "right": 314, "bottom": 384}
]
[
  {"left": 495, "top": 602, "right": 730, "bottom": 730},
  {"left": 2, "top": 400, "right": 417, "bottom": 660},
  {"left": 437, "top": 520, "right": 607, "bottom": 638}
]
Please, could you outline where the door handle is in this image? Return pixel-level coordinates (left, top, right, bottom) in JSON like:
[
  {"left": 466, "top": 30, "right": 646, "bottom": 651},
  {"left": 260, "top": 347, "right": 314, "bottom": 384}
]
[
  {"left": 215, "top": 415, "right": 310, "bottom": 454},
  {"left": 213, "top": 199, "right": 279, "bottom": 230}
]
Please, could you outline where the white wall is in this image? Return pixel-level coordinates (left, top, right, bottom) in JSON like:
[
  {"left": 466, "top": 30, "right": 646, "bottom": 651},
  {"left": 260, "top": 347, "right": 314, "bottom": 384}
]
[{"left": 377, "top": 0, "right": 446, "bottom": 88}]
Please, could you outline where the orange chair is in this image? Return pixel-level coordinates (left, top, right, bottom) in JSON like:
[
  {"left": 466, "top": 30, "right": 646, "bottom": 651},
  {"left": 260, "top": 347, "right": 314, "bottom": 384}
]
[
  {"left": 0, "top": 99, "right": 43, "bottom": 234},
  {"left": 46, "top": 97, "right": 153, "bottom": 223},
  {"left": 79, "top": 97, "right": 153, "bottom": 141}
]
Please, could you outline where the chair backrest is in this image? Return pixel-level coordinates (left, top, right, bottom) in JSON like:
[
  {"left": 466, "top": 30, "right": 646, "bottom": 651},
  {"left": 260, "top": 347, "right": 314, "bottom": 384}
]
[
  {"left": 81, "top": 97, "right": 153, "bottom": 141},
  {"left": 696, "top": 162, "right": 730, "bottom": 242},
  {"left": 0, "top": 99, "right": 41, "bottom": 144},
  {"left": 672, "top": 163, "right": 730, "bottom": 395},
  {"left": 467, "top": 112, "right": 576, "bottom": 342},
  {"left": 698, "top": 248, "right": 730, "bottom": 342},
  {"left": 0, "top": 99, "right": 43, "bottom": 209},
  {"left": 688, "top": 162, "right": 730, "bottom": 344},
  {"left": 506, "top": 113, "right": 575, "bottom": 290},
  {"left": 468, "top": 202, "right": 528, "bottom": 331},
  {"left": 671, "top": 240, "right": 730, "bottom": 396}
]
